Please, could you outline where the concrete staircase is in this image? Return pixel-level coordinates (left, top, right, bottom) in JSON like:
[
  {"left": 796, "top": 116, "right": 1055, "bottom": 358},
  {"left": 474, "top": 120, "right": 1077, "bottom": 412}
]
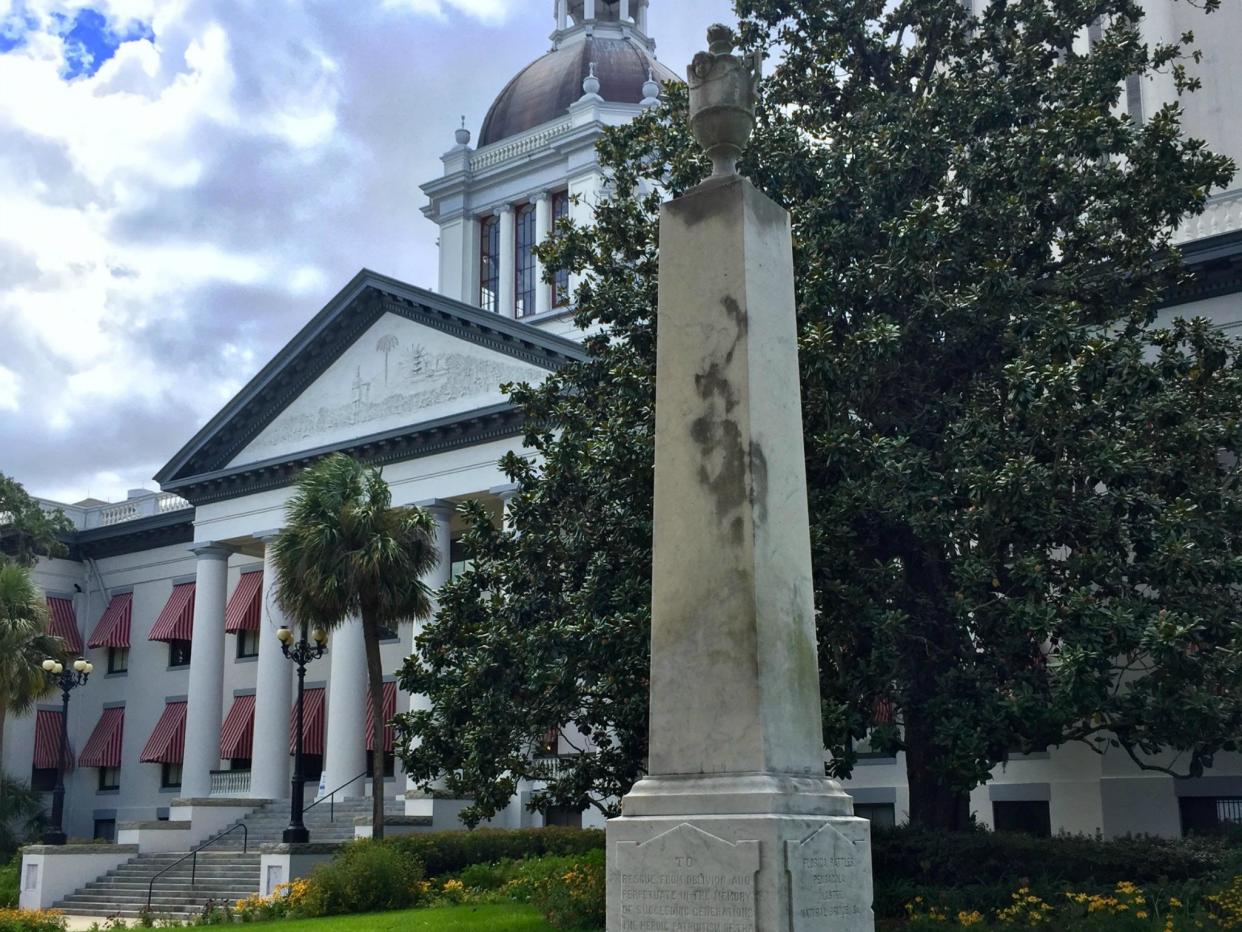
[{"left": 54, "top": 796, "right": 405, "bottom": 920}]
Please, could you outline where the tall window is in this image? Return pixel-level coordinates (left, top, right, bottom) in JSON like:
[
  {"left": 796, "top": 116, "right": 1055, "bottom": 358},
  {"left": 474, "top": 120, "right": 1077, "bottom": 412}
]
[
  {"left": 552, "top": 191, "right": 571, "bottom": 307},
  {"left": 168, "top": 640, "right": 192, "bottom": 668},
  {"left": 479, "top": 215, "right": 500, "bottom": 312},
  {"left": 515, "top": 203, "right": 537, "bottom": 318}
]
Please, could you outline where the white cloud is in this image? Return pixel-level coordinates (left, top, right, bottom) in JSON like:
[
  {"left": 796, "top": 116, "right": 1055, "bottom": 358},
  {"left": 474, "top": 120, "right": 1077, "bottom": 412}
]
[{"left": 0, "top": 364, "right": 19, "bottom": 410}]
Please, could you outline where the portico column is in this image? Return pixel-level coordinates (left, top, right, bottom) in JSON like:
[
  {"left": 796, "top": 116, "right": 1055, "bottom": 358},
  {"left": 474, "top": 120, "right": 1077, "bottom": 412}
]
[
  {"left": 490, "top": 484, "right": 520, "bottom": 532},
  {"left": 497, "top": 205, "right": 516, "bottom": 318},
  {"left": 619, "top": 0, "right": 630, "bottom": 22},
  {"left": 181, "top": 543, "right": 231, "bottom": 799},
  {"left": 637, "top": 0, "right": 648, "bottom": 33},
  {"left": 556, "top": 0, "right": 568, "bottom": 30},
  {"left": 321, "top": 617, "right": 368, "bottom": 798},
  {"left": 585, "top": 0, "right": 595, "bottom": 20},
  {"left": 249, "top": 530, "right": 293, "bottom": 800},
  {"left": 405, "top": 500, "right": 455, "bottom": 816},
  {"left": 533, "top": 193, "right": 552, "bottom": 317}
]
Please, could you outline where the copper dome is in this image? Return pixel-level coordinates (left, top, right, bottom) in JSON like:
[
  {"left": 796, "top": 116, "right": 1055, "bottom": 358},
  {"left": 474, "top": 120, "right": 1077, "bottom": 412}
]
[{"left": 478, "top": 36, "right": 679, "bottom": 148}]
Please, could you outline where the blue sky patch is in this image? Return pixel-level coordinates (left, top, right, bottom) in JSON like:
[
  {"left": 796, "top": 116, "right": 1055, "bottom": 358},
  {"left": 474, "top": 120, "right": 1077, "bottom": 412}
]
[
  {"left": 0, "top": 3, "right": 39, "bottom": 53},
  {"left": 56, "top": 7, "right": 155, "bottom": 79}
]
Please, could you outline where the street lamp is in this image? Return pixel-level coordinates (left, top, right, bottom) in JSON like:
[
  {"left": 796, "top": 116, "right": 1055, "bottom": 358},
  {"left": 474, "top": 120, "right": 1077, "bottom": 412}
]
[
  {"left": 40, "top": 657, "right": 92, "bottom": 845},
  {"left": 277, "top": 624, "right": 327, "bottom": 843}
]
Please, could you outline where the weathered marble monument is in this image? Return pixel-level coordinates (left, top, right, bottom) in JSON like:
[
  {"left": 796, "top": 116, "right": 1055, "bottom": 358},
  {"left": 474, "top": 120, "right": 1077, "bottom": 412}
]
[{"left": 605, "top": 25, "right": 876, "bottom": 932}]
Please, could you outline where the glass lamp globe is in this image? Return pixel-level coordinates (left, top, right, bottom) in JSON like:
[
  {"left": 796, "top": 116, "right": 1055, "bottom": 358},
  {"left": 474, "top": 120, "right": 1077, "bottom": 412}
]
[
  {"left": 52, "top": 662, "right": 64, "bottom": 675},
  {"left": 41, "top": 659, "right": 56, "bottom": 672},
  {"left": 311, "top": 627, "right": 328, "bottom": 646},
  {"left": 276, "top": 626, "right": 293, "bottom": 644},
  {"left": 73, "top": 659, "right": 87, "bottom": 673}
]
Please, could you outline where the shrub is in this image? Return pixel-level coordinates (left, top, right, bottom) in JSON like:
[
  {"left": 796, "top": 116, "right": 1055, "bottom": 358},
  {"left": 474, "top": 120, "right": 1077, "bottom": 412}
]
[
  {"left": 0, "top": 909, "right": 66, "bottom": 932},
  {"left": 530, "top": 850, "right": 605, "bottom": 931},
  {"left": 872, "top": 826, "right": 1232, "bottom": 887},
  {"left": 390, "top": 827, "right": 603, "bottom": 878},
  {"left": 0, "top": 857, "right": 19, "bottom": 909},
  {"left": 299, "top": 839, "right": 425, "bottom": 917}
]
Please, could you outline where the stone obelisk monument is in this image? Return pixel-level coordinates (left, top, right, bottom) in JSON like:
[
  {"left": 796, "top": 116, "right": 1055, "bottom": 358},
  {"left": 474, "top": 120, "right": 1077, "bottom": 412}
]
[{"left": 605, "top": 25, "right": 875, "bottom": 932}]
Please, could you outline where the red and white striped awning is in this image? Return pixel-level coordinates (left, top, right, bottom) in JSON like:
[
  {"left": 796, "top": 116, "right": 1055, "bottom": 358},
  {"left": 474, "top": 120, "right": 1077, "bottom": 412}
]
[
  {"left": 148, "top": 583, "right": 195, "bottom": 643},
  {"left": 46, "top": 597, "right": 83, "bottom": 654},
  {"left": 33, "top": 709, "right": 72, "bottom": 771},
  {"left": 140, "top": 701, "right": 187, "bottom": 764},
  {"left": 88, "top": 593, "right": 132, "bottom": 649},
  {"left": 79, "top": 707, "right": 124, "bottom": 769},
  {"left": 224, "top": 572, "right": 263, "bottom": 634},
  {"left": 365, "top": 682, "right": 399, "bottom": 752},
  {"left": 290, "top": 687, "right": 326, "bottom": 756},
  {"left": 219, "top": 695, "right": 256, "bottom": 759}
]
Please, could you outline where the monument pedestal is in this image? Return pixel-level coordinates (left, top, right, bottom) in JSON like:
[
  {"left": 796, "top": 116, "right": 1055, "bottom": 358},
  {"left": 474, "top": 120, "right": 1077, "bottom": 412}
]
[
  {"left": 604, "top": 37, "right": 875, "bottom": 926},
  {"left": 607, "top": 775, "right": 872, "bottom": 931}
]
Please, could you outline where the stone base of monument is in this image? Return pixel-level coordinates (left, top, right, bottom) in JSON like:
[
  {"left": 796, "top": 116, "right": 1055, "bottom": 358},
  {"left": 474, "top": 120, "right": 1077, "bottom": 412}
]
[{"left": 606, "top": 774, "right": 874, "bottom": 931}]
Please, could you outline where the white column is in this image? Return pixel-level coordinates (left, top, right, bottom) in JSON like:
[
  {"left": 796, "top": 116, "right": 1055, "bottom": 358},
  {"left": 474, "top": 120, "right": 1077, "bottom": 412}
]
[
  {"left": 620, "top": 0, "right": 630, "bottom": 22},
  {"left": 637, "top": 0, "right": 648, "bottom": 33},
  {"left": 533, "top": 193, "right": 552, "bottom": 317},
  {"left": 584, "top": 0, "right": 595, "bottom": 20},
  {"left": 405, "top": 500, "right": 455, "bottom": 817},
  {"left": 249, "top": 531, "right": 293, "bottom": 800},
  {"left": 557, "top": 0, "right": 568, "bottom": 31},
  {"left": 497, "top": 205, "right": 516, "bottom": 319},
  {"left": 321, "top": 617, "right": 368, "bottom": 798},
  {"left": 181, "top": 543, "right": 231, "bottom": 799},
  {"left": 490, "top": 484, "right": 520, "bottom": 533}
]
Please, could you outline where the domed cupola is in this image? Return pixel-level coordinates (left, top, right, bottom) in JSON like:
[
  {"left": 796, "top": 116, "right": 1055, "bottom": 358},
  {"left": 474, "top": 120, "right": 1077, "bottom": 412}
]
[{"left": 477, "top": 0, "right": 678, "bottom": 147}]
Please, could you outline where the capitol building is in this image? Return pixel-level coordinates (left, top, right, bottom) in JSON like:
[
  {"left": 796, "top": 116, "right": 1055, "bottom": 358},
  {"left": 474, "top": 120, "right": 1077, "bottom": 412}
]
[{"left": 8, "top": 0, "right": 1242, "bottom": 859}]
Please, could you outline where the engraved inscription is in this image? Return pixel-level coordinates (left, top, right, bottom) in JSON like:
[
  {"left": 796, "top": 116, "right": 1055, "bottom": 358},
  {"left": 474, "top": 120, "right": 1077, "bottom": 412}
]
[
  {"left": 616, "top": 823, "right": 759, "bottom": 932},
  {"left": 787, "top": 818, "right": 875, "bottom": 931}
]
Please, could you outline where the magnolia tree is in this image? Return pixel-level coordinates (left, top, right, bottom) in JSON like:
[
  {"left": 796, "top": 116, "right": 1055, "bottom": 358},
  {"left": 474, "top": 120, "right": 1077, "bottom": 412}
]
[{"left": 397, "top": 0, "right": 1242, "bottom": 830}]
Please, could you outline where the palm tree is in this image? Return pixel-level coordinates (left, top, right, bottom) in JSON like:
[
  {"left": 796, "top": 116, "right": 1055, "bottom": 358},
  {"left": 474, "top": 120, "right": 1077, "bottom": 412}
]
[
  {"left": 0, "top": 564, "right": 64, "bottom": 773},
  {"left": 271, "top": 454, "right": 439, "bottom": 839},
  {"left": 376, "top": 335, "right": 399, "bottom": 385}
]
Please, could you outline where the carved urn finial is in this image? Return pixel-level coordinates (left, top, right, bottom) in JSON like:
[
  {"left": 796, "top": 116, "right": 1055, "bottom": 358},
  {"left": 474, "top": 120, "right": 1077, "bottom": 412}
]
[{"left": 687, "top": 24, "right": 761, "bottom": 178}]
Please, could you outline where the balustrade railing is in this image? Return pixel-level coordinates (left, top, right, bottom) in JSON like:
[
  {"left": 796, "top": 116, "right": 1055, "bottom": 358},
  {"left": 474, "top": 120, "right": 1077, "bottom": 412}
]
[
  {"left": 1176, "top": 188, "right": 1242, "bottom": 244},
  {"left": 209, "top": 769, "right": 251, "bottom": 797}
]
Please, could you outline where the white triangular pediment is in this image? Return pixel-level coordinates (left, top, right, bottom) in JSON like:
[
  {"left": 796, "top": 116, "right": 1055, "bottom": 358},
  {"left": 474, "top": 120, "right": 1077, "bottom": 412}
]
[{"left": 227, "top": 311, "right": 546, "bottom": 468}]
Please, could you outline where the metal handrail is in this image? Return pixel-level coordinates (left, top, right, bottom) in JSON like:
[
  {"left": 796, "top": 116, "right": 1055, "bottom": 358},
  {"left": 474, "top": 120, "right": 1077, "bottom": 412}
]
[
  {"left": 145, "top": 822, "right": 248, "bottom": 913},
  {"left": 304, "top": 769, "right": 368, "bottom": 823}
]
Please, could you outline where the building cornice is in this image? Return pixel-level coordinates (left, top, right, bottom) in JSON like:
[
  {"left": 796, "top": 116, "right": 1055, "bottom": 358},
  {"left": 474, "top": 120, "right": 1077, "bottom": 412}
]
[{"left": 1163, "top": 228, "right": 1242, "bottom": 309}]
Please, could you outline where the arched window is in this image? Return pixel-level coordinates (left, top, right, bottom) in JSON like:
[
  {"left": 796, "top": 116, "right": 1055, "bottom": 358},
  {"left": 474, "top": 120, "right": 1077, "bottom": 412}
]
[
  {"left": 480, "top": 215, "right": 500, "bottom": 312},
  {"left": 515, "top": 203, "right": 537, "bottom": 318}
]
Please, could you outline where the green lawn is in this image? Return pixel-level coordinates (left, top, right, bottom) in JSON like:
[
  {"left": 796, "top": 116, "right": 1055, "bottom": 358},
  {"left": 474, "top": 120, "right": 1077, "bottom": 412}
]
[{"left": 248, "top": 904, "right": 556, "bottom": 931}]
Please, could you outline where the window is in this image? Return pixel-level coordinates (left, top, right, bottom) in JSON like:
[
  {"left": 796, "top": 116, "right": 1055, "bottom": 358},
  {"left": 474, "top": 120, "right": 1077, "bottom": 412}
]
[
  {"left": 854, "top": 803, "right": 896, "bottom": 828},
  {"left": 93, "top": 819, "right": 116, "bottom": 843},
  {"left": 552, "top": 191, "right": 571, "bottom": 307},
  {"left": 993, "top": 800, "right": 1051, "bottom": 837},
  {"left": 30, "top": 767, "right": 56, "bottom": 792},
  {"left": 366, "top": 751, "right": 395, "bottom": 779},
  {"left": 544, "top": 806, "right": 583, "bottom": 829},
  {"left": 107, "top": 646, "right": 129, "bottom": 674},
  {"left": 515, "top": 202, "right": 537, "bottom": 318},
  {"left": 229, "top": 758, "right": 251, "bottom": 772},
  {"left": 1125, "top": 73, "right": 1144, "bottom": 123},
  {"left": 450, "top": 539, "right": 472, "bottom": 580},
  {"left": 169, "top": 639, "right": 192, "bottom": 668},
  {"left": 98, "top": 767, "right": 120, "bottom": 791},
  {"left": 479, "top": 215, "right": 500, "bottom": 312},
  {"left": 1180, "top": 797, "right": 1242, "bottom": 835},
  {"left": 161, "top": 762, "right": 183, "bottom": 789},
  {"left": 236, "top": 629, "right": 260, "bottom": 659},
  {"left": 537, "top": 728, "right": 560, "bottom": 757}
]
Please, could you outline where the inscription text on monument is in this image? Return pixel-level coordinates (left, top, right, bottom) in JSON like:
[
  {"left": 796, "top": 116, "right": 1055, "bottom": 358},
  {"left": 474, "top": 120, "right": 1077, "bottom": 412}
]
[
  {"left": 616, "top": 823, "right": 759, "bottom": 932},
  {"left": 786, "top": 819, "right": 874, "bottom": 931}
]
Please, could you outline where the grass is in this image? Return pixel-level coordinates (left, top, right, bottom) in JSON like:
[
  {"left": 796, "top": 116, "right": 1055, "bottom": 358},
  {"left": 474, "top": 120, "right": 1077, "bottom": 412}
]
[{"left": 242, "top": 904, "right": 556, "bottom": 931}]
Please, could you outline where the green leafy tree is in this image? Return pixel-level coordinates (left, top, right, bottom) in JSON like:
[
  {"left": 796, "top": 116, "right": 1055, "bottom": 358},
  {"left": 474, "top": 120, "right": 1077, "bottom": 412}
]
[
  {"left": 271, "top": 454, "right": 439, "bottom": 838},
  {"left": 0, "top": 475, "right": 72, "bottom": 567},
  {"left": 0, "top": 564, "right": 63, "bottom": 779},
  {"left": 399, "top": 0, "right": 1241, "bottom": 829}
]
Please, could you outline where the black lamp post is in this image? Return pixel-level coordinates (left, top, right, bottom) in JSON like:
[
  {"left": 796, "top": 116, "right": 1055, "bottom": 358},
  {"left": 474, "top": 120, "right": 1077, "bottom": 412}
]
[
  {"left": 40, "top": 657, "right": 92, "bottom": 845},
  {"left": 277, "top": 623, "right": 327, "bottom": 844}
]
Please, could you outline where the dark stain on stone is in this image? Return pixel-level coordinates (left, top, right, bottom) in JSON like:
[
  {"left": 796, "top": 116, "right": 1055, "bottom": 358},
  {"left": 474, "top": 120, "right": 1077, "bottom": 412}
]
[
  {"left": 687, "top": 292, "right": 762, "bottom": 538},
  {"left": 669, "top": 175, "right": 742, "bottom": 227}
]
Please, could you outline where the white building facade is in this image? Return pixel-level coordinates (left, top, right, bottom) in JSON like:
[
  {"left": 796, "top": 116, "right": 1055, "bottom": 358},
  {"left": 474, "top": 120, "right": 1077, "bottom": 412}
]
[{"left": 8, "top": 0, "right": 1242, "bottom": 844}]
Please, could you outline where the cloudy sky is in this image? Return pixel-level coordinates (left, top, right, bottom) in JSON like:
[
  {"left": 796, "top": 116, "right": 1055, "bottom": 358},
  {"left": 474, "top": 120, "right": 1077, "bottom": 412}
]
[{"left": 0, "top": 0, "right": 732, "bottom": 504}]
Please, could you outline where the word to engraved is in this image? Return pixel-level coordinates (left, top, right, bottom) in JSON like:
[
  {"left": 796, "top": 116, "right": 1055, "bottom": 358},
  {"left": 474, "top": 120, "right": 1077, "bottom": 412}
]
[{"left": 617, "top": 824, "right": 759, "bottom": 932}]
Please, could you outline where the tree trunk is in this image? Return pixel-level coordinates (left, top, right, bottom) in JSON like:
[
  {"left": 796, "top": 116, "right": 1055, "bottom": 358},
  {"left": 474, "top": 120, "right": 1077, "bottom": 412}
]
[
  {"left": 360, "top": 611, "right": 387, "bottom": 841},
  {"left": 904, "top": 718, "right": 972, "bottom": 831}
]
